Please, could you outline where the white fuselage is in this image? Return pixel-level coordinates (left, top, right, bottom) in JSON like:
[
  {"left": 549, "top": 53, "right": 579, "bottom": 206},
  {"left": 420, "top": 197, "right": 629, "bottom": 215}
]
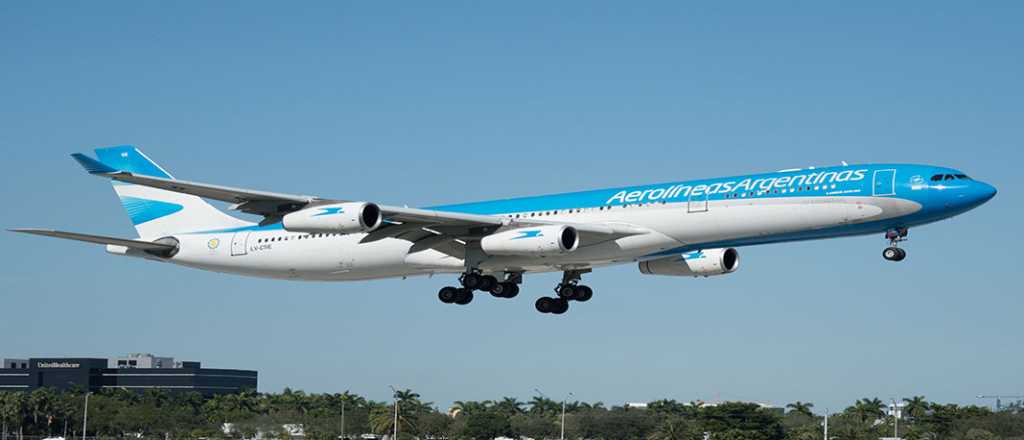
[{"left": 129, "top": 195, "right": 918, "bottom": 281}]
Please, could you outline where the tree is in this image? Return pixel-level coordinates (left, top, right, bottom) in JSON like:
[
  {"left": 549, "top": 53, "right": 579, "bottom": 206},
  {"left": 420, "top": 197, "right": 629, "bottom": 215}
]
[
  {"left": 461, "top": 408, "right": 513, "bottom": 440},
  {"left": 649, "top": 416, "right": 701, "bottom": 440},
  {"left": 903, "top": 396, "right": 929, "bottom": 420},
  {"left": 494, "top": 397, "right": 525, "bottom": 416},
  {"left": 846, "top": 398, "right": 886, "bottom": 424},
  {"left": 529, "top": 395, "right": 560, "bottom": 416},
  {"left": 786, "top": 401, "right": 815, "bottom": 418}
]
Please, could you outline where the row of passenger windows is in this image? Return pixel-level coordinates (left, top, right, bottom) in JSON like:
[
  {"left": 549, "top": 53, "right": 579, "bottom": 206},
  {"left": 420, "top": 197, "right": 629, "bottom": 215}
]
[
  {"left": 931, "top": 174, "right": 970, "bottom": 181},
  {"left": 725, "top": 184, "right": 837, "bottom": 199},
  {"left": 257, "top": 233, "right": 342, "bottom": 243}
]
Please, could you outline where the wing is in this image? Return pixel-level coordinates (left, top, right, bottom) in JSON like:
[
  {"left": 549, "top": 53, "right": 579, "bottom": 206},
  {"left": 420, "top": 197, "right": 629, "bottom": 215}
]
[
  {"left": 9, "top": 228, "right": 178, "bottom": 253},
  {"left": 70, "top": 151, "right": 648, "bottom": 252}
]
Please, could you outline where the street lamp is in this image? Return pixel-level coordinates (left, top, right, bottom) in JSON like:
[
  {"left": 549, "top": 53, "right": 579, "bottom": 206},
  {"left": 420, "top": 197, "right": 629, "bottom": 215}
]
[
  {"left": 891, "top": 398, "right": 900, "bottom": 439},
  {"left": 389, "top": 386, "right": 399, "bottom": 440},
  {"left": 82, "top": 392, "right": 92, "bottom": 440},
  {"left": 534, "top": 388, "right": 573, "bottom": 440}
]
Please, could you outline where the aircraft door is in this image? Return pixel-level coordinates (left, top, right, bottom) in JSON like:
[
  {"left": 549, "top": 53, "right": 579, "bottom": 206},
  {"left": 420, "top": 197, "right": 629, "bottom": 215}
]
[
  {"left": 231, "top": 231, "right": 250, "bottom": 256},
  {"left": 873, "top": 169, "right": 896, "bottom": 196},
  {"left": 687, "top": 191, "right": 709, "bottom": 213}
]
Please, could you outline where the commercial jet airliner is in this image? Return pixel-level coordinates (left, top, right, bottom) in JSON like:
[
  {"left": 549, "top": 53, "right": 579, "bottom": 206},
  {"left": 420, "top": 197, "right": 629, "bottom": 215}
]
[{"left": 12, "top": 146, "right": 996, "bottom": 315}]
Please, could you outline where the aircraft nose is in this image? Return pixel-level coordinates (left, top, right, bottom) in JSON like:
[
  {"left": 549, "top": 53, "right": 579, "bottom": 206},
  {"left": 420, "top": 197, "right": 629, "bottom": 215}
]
[{"left": 975, "top": 181, "right": 997, "bottom": 203}]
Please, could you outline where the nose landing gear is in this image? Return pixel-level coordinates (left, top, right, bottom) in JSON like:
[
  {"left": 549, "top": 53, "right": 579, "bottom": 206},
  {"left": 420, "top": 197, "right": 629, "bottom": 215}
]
[{"left": 882, "top": 228, "right": 908, "bottom": 262}]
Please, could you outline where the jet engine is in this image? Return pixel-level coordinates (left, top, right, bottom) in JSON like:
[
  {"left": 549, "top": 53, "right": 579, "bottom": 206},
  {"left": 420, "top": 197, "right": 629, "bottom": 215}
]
[
  {"left": 282, "top": 202, "right": 383, "bottom": 234},
  {"left": 638, "top": 248, "right": 739, "bottom": 277},
  {"left": 481, "top": 225, "right": 579, "bottom": 256}
]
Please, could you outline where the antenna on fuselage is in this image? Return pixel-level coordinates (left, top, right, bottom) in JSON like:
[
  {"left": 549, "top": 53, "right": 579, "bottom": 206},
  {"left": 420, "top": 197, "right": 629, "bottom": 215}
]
[{"left": 841, "top": 161, "right": 849, "bottom": 166}]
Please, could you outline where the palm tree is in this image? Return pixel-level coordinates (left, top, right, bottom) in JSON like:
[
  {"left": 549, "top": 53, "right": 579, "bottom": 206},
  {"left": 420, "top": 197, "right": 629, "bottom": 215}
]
[
  {"left": 787, "top": 401, "right": 815, "bottom": 417},
  {"left": 847, "top": 398, "right": 886, "bottom": 424},
  {"left": 495, "top": 397, "right": 525, "bottom": 416},
  {"left": 903, "top": 396, "right": 929, "bottom": 420},
  {"left": 529, "top": 396, "right": 559, "bottom": 416}
]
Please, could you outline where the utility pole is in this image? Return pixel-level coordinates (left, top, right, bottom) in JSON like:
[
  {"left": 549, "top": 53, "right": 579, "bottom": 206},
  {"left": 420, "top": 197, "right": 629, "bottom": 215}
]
[
  {"left": 81, "top": 392, "right": 91, "bottom": 440},
  {"left": 823, "top": 409, "right": 828, "bottom": 440},
  {"left": 892, "top": 399, "right": 899, "bottom": 439},
  {"left": 340, "top": 401, "right": 346, "bottom": 440},
  {"left": 389, "top": 386, "right": 399, "bottom": 440}
]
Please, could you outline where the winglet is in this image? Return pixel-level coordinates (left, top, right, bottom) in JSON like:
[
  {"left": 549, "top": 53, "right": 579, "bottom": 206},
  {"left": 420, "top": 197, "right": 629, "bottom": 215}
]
[{"left": 71, "top": 153, "right": 119, "bottom": 174}]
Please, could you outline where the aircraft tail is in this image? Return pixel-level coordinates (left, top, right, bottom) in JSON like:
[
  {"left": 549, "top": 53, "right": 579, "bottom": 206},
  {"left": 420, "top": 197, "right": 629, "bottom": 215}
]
[{"left": 73, "top": 146, "right": 251, "bottom": 238}]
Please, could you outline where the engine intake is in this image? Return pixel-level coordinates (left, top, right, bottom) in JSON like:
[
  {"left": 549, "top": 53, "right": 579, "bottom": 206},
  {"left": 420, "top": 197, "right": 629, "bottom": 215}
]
[
  {"left": 481, "top": 225, "right": 579, "bottom": 256},
  {"left": 639, "top": 248, "right": 739, "bottom": 277},
  {"left": 282, "top": 202, "right": 383, "bottom": 234}
]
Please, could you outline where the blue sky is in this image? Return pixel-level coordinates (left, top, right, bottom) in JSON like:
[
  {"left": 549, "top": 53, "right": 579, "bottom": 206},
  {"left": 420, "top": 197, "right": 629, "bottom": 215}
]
[{"left": 1, "top": 2, "right": 1021, "bottom": 412}]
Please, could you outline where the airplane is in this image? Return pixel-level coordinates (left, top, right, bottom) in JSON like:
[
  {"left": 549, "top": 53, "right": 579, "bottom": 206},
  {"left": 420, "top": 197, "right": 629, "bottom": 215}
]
[{"left": 11, "top": 146, "right": 996, "bottom": 315}]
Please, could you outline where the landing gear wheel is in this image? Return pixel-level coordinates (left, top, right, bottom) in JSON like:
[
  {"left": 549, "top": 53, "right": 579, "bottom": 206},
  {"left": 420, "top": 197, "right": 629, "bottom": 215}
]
[
  {"left": 883, "top": 247, "right": 905, "bottom": 262},
  {"left": 438, "top": 286, "right": 458, "bottom": 304},
  {"left": 491, "top": 282, "right": 519, "bottom": 298},
  {"left": 462, "top": 273, "right": 482, "bottom": 290},
  {"left": 489, "top": 282, "right": 507, "bottom": 298},
  {"left": 574, "top": 285, "right": 593, "bottom": 302},
  {"left": 551, "top": 298, "right": 569, "bottom": 314},
  {"left": 535, "top": 297, "right": 555, "bottom": 313},
  {"left": 453, "top": 289, "right": 474, "bottom": 305},
  {"left": 503, "top": 283, "right": 520, "bottom": 298},
  {"left": 479, "top": 275, "right": 498, "bottom": 291},
  {"left": 558, "top": 284, "right": 577, "bottom": 300}
]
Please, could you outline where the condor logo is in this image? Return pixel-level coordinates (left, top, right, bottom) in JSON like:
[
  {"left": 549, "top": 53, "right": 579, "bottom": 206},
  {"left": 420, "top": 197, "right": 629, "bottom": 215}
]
[{"left": 511, "top": 230, "right": 543, "bottom": 240}]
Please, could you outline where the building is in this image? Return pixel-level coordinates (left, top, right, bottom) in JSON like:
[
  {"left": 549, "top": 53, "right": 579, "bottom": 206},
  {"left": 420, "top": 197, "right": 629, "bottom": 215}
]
[{"left": 0, "top": 353, "right": 256, "bottom": 396}]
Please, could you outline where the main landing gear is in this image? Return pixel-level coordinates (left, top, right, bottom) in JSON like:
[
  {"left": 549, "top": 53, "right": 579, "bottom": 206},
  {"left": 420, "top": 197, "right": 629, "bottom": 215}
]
[
  {"left": 535, "top": 269, "right": 593, "bottom": 315},
  {"left": 438, "top": 271, "right": 520, "bottom": 306},
  {"left": 882, "top": 228, "right": 908, "bottom": 262}
]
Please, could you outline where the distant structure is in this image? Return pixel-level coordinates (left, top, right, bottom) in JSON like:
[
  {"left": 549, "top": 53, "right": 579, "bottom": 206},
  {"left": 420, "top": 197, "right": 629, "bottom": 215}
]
[{"left": 0, "top": 353, "right": 256, "bottom": 396}]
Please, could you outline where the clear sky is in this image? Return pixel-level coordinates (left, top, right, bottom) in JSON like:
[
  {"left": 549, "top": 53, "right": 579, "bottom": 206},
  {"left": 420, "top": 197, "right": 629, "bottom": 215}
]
[{"left": 2, "top": 2, "right": 1021, "bottom": 412}]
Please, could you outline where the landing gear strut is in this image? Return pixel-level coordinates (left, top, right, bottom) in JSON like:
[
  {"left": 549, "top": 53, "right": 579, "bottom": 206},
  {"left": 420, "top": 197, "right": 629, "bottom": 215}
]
[
  {"left": 535, "top": 269, "right": 593, "bottom": 315},
  {"left": 439, "top": 271, "right": 520, "bottom": 306},
  {"left": 882, "top": 228, "right": 908, "bottom": 262}
]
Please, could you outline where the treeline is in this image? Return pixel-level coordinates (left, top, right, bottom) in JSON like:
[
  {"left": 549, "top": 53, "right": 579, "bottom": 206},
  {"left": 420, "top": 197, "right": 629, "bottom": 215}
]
[{"left": 1, "top": 388, "right": 1022, "bottom": 440}]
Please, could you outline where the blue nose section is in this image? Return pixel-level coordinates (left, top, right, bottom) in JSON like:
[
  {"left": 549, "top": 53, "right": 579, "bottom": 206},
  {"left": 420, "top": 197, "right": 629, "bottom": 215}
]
[{"left": 974, "top": 181, "right": 997, "bottom": 204}]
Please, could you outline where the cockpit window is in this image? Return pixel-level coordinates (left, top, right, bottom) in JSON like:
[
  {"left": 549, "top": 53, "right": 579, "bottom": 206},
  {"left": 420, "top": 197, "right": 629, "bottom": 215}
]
[
  {"left": 931, "top": 174, "right": 943, "bottom": 181},
  {"left": 955, "top": 174, "right": 970, "bottom": 180},
  {"left": 944, "top": 174, "right": 955, "bottom": 180}
]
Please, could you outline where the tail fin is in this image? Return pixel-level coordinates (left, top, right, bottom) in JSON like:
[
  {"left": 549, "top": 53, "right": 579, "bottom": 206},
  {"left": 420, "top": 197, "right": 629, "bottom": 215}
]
[{"left": 80, "top": 146, "right": 250, "bottom": 238}]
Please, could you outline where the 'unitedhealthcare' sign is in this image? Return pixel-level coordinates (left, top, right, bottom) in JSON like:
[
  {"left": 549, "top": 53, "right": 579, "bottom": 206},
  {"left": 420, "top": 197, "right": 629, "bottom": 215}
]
[{"left": 37, "top": 361, "right": 81, "bottom": 369}]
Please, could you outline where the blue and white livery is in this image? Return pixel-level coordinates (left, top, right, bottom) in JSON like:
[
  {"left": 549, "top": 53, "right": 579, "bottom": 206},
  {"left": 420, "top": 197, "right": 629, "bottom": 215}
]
[{"left": 11, "top": 146, "right": 997, "bottom": 315}]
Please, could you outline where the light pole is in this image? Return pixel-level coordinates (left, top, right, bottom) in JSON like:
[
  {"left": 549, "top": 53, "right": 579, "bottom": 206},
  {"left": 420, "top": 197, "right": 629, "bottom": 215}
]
[
  {"left": 534, "top": 388, "right": 573, "bottom": 440},
  {"left": 82, "top": 392, "right": 91, "bottom": 440},
  {"left": 389, "top": 386, "right": 399, "bottom": 440},
  {"left": 892, "top": 398, "right": 899, "bottom": 439},
  {"left": 340, "top": 400, "right": 345, "bottom": 440},
  {"left": 823, "top": 408, "right": 828, "bottom": 440}
]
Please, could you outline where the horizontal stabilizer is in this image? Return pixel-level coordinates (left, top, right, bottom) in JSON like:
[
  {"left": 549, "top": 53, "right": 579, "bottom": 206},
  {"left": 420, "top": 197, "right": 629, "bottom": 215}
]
[
  {"left": 8, "top": 228, "right": 177, "bottom": 252},
  {"left": 70, "top": 153, "right": 118, "bottom": 174}
]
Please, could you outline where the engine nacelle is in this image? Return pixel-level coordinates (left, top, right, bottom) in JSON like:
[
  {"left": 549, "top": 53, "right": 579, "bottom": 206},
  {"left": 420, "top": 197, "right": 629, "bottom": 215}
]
[
  {"left": 638, "top": 248, "right": 740, "bottom": 277},
  {"left": 481, "top": 225, "right": 579, "bottom": 256},
  {"left": 282, "top": 202, "right": 383, "bottom": 234}
]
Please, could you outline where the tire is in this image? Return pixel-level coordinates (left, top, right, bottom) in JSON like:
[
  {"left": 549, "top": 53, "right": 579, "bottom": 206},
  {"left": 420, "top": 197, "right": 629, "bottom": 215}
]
[
  {"left": 489, "top": 282, "right": 506, "bottom": 298},
  {"left": 504, "top": 283, "right": 520, "bottom": 298},
  {"left": 438, "top": 286, "right": 458, "bottom": 304},
  {"left": 535, "top": 297, "right": 554, "bottom": 313},
  {"left": 574, "top": 285, "right": 593, "bottom": 302},
  {"left": 480, "top": 275, "right": 498, "bottom": 291},
  {"left": 558, "top": 284, "right": 577, "bottom": 300},
  {"left": 462, "top": 273, "right": 481, "bottom": 290},
  {"left": 454, "top": 289, "right": 474, "bottom": 305},
  {"left": 551, "top": 298, "right": 569, "bottom": 314},
  {"left": 883, "top": 247, "right": 899, "bottom": 261},
  {"left": 893, "top": 248, "right": 907, "bottom": 262}
]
